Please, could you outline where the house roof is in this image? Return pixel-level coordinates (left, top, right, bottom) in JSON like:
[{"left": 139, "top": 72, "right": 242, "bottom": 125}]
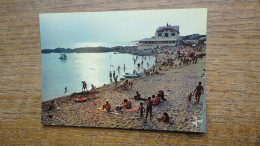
[{"left": 156, "top": 25, "right": 180, "bottom": 34}]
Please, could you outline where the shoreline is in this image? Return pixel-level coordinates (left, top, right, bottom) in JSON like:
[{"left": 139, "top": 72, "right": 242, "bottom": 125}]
[{"left": 42, "top": 45, "right": 206, "bottom": 132}]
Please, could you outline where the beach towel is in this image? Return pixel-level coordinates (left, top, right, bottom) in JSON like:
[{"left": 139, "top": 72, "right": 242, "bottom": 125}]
[
  {"left": 122, "top": 108, "right": 138, "bottom": 112},
  {"left": 97, "top": 107, "right": 120, "bottom": 115},
  {"left": 75, "top": 98, "right": 87, "bottom": 102}
]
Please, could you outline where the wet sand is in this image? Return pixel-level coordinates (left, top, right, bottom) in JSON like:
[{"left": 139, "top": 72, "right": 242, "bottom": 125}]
[{"left": 41, "top": 46, "right": 206, "bottom": 132}]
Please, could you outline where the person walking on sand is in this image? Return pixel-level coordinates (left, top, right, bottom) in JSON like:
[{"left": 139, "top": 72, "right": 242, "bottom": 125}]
[
  {"left": 145, "top": 97, "right": 153, "bottom": 123},
  {"left": 114, "top": 75, "right": 118, "bottom": 86},
  {"left": 193, "top": 82, "right": 204, "bottom": 104}
]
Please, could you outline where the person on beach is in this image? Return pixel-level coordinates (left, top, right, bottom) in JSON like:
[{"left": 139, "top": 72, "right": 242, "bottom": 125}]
[
  {"left": 152, "top": 95, "right": 158, "bottom": 105},
  {"left": 145, "top": 97, "right": 153, "bottom": 123},
  {"left": 137, "top": 102, "right": 144, "bottom": 118},
  {"left": 129, "top": 80, "right": 134, "bottom": 89},
  {"left": 118, "top": 66, "right": 120, "bottom": 71},
  {"left": 201, "top": 69, "right": 206, "bottom": 77},
  {"left": 91, "top": 84, "right": 96, "bottom": 91},
  {"left": 159, "top": 90, "right": 166, "bottom": 101},
  {"left": 48, "top": 101, "right": 57, "bottom": 110},
  {"left": 134, "top": 59, "right": 136, "bottom": 64},
  {"left": 120, "top": 82, "right": 124, "bottom": 91},
  {"left": 123, "top": 64, "right": 125, "bottom": 70},
  {"left": 113, "top": 71, "right": 115, "bottom": 79},
  {"left": 122, "top": 99, "right": 132, "bottom": 109},
  {"left": 102, "top": 100, "right": 111, "bottom": 112},
  {"left": 187, "top": 93, "right": 192, "bottom": 104},
  {"left": 129, "top": 91, "right": 143, "bottom": 100},
  {"left": 82, "top": 81, "right": 87, "bottom": 91},
  {"left": 123, "top": 80, "right": 129, "bottom": 90},
  {"left": 114, "top": 76, "right": 118, "bottom": 86},
  {"left": 193, "top": 82, "right": 204, "bottom": 104},
  {"left": 109, "top": 71, "right": 112, "bottom": 79},
  {"left": 137, "top": 63, "right": 140, "bottom": 68},
  {"left": 158, "top": 112, "right": 170, "bottom": 122},
  {"left": 64, "top": 87, "right": 67, "bottom": 93}
]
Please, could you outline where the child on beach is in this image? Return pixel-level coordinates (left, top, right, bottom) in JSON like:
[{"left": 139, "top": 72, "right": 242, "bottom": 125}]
[
  {"left": 102, "top": 100, "right": 111, "bottom": 112},
  {"left": 48, "top": 101, "right": 57, "bottom": 110},
  {"left": 201, "top": 69, "right": 206, "bottom": 78},
  {"left": 152, "top": 95, "right": 159, "bottom": 105},
  {"left": 158, "top": 112, "right": 170, "bottom": 122},
  {"left": 137, "top": 102, "right": 144, "bottom": 118},
  {"left": 145, "top": 97, "right": 153, "bottom": 123},
  {"left": 91, "top": 84, "right": 96, "bottom": 91},
  {"left": 187, "top": 93, "right": 192, "bottom": 104}
]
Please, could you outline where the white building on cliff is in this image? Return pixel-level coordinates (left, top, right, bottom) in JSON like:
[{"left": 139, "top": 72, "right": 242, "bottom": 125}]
[{"left": 138, "top": 24, "right": 180, "bottom": 50}]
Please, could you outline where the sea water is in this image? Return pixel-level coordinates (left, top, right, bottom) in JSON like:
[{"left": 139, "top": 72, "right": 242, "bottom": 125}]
[{"left": 41, "top": 52, "right": 155, "bottom": 101}]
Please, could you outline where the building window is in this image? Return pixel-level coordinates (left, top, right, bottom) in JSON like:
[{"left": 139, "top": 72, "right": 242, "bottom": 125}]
[
  {"left": 171, "top": 33, "right": 175, "bottom": 36},
  {"left": 158, "top": 33, "right": 162, "bottom": 37},
  {"left": 165, "top": 33, "right": 168, "bottom": 37},
  {"left": 173, "top": 41, "right": 176, "bottom": 43}
]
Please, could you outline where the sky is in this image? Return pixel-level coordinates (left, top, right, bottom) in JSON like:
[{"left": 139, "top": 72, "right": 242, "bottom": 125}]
[{"left": 39, "top": 8, "right": 207, "bottom": 49}]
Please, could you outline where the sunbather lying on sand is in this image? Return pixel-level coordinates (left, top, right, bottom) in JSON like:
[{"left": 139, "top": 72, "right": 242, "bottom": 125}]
[{"left": 129, "top": 91, "right": 146, "bottom": 100}]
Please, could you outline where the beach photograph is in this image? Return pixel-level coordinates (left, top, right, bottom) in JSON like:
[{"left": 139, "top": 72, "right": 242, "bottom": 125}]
[{"left": 40, "top": 8, "right": 207, "bottom": 133}]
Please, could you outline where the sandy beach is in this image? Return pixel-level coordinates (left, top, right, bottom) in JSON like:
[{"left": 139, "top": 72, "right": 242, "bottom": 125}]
[{"left": 41, "top": 46, "right": 206, "bottom": 132}]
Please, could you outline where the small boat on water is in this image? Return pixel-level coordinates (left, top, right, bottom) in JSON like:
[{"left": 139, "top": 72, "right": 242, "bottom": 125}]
[
  {"left": 59, "top": 53, "right": 67, "bottom": 60},
  {"left": 123, "top": 73, "right": 142, "bottom": 78}
]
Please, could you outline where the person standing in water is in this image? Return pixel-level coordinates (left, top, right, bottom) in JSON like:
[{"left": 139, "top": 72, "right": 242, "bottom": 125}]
[
  {"left": 64, "top": 87, "right": 67, "bottom": 93},
  {"left": 113, "top": 71, "right": 115, "bottom": 79}
]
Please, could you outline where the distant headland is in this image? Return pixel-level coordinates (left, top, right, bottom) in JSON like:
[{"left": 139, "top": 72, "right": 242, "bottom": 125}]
[{"left": 41, "top": 46, "right": 137, "bottom": 53}]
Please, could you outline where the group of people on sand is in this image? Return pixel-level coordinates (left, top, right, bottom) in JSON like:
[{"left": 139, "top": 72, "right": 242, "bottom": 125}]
[
  {"left": 101, "top": 90, "right": 169, "bottom": 123},
  {"left": 120, "top": 79, "right": 134, "bottom": 91},
  {"left": 187, "top": 82, "right": 204, "bottom": 104},
  {"left": 102, "top": 99, "right": 133, "bottom": 112},
  {"left": 81, "top": 81, "right": 96, "bottom": 92}
]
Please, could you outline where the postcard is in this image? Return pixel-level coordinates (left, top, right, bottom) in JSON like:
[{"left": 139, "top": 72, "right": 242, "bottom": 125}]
[{"left": 40, "top": 8, "right": 207, "bottom": 132}]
